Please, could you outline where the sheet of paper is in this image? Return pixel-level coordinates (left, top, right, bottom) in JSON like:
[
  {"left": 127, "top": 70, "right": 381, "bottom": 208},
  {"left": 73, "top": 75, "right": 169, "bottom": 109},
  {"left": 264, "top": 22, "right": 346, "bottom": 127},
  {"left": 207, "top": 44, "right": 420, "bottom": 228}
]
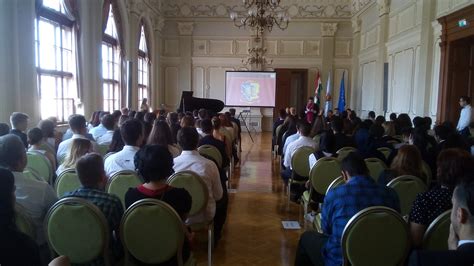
[{"left": 281, "top": 221, "right": 301, "bottom": 230}]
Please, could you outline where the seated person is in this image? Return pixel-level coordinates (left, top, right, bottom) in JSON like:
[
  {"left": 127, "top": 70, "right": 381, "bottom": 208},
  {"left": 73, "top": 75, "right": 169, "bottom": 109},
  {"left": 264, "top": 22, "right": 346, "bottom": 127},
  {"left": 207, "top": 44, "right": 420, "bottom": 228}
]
[
  {"left": 272, "top": 108, "right": 287, "bottom": 151},
  {"left": 281, "top": 121, "right": 316, "bottom": 184},
  {"left": 57, "top": 115, "right": 98, "bottom": 161},
  {"left": 104, "top": 119, "right": 143, "bottom": 177},
  {"left": 95, "top": 114, "right": 115, "bottom": 145},
  {"left": 409, "top": 148, "right": 474, "bottom": 248},
  {"left": 38, "top": 119, "right": 59, "bottom": 153},
  {"left": 0, "top": 134, "right": 57, "bottom": 246},
  {"left": 331, "top": 116, "right": 355, "bottom": 151},
  {"left": 198, "top": 118, "right": 230, "bottom": 169},
  {"left": 56, "top": 138, "right": 92, "bottom": 176},
  {"left": 408, "top": 180, "right": 474, "bottom": 266},
  {"left": 10, "top": 112, "right": 29, "bottom": 148},
  {"left": 0, "top": 168, "right": 41, "bottom": 265},
  {"left": 89, "top": 112, "right": 110, "bottom": 140},
  {"left": 147, "top": 120, "right": 181, "bottom": 158},
  {"left": 173, "top": 127, "right": 223, "bottom": 225},
  {"left": 377, "top": 144, "right": 425, "bottom": 186},
  {"left": 309, "top": 130, "right": 337, "bottom": 170},
  {"left": 0, "top": 122, "right": 10, "bottom": 136},
  {"left": 64, "top": 153, "right": 123, "bottom": 261},
  {"left": 295, "top": 152, "right": 400, "bottom": 266},
  {"left": 28, "top": 127, "right": 56, "bottom": 171}
]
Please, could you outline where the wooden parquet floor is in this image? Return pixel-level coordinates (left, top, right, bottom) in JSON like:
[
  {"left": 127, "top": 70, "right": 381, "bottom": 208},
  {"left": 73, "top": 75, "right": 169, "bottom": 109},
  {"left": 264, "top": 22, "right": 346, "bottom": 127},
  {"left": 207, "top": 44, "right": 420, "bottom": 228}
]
[{"left": 194, "top": 132, "right": 304, "bottom": 266}]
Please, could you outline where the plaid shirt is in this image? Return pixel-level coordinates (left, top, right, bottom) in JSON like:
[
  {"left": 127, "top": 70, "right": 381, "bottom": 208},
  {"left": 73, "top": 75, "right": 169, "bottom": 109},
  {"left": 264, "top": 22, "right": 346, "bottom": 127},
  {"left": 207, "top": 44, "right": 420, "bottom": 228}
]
[{"left": 321, "top": 176, "right": 400, "bottom": 266}]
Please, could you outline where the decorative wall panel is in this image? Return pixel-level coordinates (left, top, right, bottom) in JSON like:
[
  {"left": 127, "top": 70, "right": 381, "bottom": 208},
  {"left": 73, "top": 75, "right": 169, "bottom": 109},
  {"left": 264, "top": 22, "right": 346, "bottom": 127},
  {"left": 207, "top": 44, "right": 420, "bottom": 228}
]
[
  {"left": 193, "top": 40, "right": 207, "bottom": 55},
  {"left": 193, "top": 67, "right": 205, "bottom": 98},
  {"left": 235, "top": 40, "right": 250, "bottom": 55},
  {"left": 304, "top": 40, "right": 321, "bottom": 56},
  {"left": 280, "top": 40, "right": 304, "bottom": 56},
  {"left": 335, "top": 40, "right": 351, "bottom": 57},
  {"left": 164, "top": 39, "right": 179, "bottom": 56},
  {"left": 164, "top": 67, "right": 179, "bottom": 104},
  {"left": 209, "top": 40, "right": 233, "bottom": 55}
]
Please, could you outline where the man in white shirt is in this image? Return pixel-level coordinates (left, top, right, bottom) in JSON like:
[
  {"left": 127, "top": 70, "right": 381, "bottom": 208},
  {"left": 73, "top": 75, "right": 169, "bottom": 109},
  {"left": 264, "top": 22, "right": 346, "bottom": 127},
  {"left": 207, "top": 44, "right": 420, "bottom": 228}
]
[
  {"left": 457, "top": 96, "right": 472, "bottom": 138},
  {"left": 104, "top": 119, "right": 143, "bottom": 177},
  {"left": 0, "top": 134, "right": 58, "bottom": 245},
  {"left": 95, "top": 114, "right": 115, "bottom": 145},
  {"left": 283, "top": 132, "right": 300, "bottom": 156},
  {"left": 173, "top": 127, "right": 223, "bottom": 225},
  {"left": 57, "top": 115, "right": 98, "bottom": 161},
  {"left": 89, "top": 112, "right": 109, "bottom": 140},
  {"left": 281, "top": 121, "right": 316, "bottom": 184}
]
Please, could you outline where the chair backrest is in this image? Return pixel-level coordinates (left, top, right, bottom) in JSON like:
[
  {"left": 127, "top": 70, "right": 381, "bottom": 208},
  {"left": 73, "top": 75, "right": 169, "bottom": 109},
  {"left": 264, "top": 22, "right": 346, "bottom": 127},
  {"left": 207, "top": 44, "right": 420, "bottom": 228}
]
[
  {"left": 106, "top": 170, "right": 142, "bottom": 209},
  {"left": 422, "top": 210, "right": 451, "bottom": 251},
  {"left": 45, "top": 197, "right": 110, "bottom": 265},
  {"left": 97, "top": 145, "right": 109, "bottom": 156},
  {"left": 387, "top": 175, "right": 427, "bottom": 216},
  {"left": 167, "top": 171, "right": 209, "bottom": 217},
  {"left": 54, "top": 169, "right": 81, "bottom": 198},
  {"left": 341, "top": 206, "right": 410, "bottom": 266},
  {"left": 325, "top": 176, "right": 345, "bottom": 195},
  {"left": 336, "top": 147, "right": 357, "bottom": 161},
  {"left": 377, "top": 147, "right": 392, "bottom": 160},
  {"left": 26, "top": 151, "right": 53, "bottom": 184},
  {"left": 198, "top": 145, "right": 223, "bottom": 169},
  {"left": 121, "top": 199, "right": 186, "bottom": 265},
  {"left": 291, "top": 146, "right": 315, "bottom": 178},
  {"left": 421, "top": 161, "right": 432, "bottom": 187},
  {"left": 103, "top": 152, "right": 116, "bottom": 160},
  {"left": 309, "top": 157, "right": 342, "bottom": 195},
  {"left": 364, "top": 158, "right": 387, "bottom": 181},
  {"left": 275, "top": 124, "right": 283, "bottom": 140},
  {"left": 15, "top": 203, "right": 36, "bottom": 240}
]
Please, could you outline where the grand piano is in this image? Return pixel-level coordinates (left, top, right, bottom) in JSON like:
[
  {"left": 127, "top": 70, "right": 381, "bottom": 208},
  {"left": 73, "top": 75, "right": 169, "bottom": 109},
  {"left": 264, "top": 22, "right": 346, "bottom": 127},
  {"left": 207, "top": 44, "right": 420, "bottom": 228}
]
[{"left": 178, "top": 91, "right": 225, "bottom": 113}]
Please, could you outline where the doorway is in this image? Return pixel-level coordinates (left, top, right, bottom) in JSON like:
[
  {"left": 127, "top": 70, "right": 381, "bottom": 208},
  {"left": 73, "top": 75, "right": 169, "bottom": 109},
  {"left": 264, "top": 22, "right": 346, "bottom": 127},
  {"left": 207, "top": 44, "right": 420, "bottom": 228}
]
[{"left": 274, "top": 69, "right": 308, "bottom": 119}]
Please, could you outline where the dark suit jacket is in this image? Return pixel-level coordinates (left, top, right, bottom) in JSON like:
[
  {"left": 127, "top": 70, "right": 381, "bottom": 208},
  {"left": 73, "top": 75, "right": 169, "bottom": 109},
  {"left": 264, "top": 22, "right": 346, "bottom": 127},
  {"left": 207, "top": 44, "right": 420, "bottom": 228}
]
[
  {"left": 408, "top": 243, "right": 474, "bottom": 266},
  {"left": 10, "top": 129, "right": 28, "bottom": 148},
  {"left": 334, "top": 132, "right": 355, "bottom": 151},
  {"left": 198, "top": 135, "right": 230, "bottom": 168}
]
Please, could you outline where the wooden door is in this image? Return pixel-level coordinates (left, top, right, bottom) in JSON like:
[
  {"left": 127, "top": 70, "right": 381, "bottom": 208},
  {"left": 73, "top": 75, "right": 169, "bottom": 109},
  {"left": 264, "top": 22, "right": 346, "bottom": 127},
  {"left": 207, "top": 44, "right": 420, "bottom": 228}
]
[{"left": 274, "top": 69, "right": 292, "bottom": 119}]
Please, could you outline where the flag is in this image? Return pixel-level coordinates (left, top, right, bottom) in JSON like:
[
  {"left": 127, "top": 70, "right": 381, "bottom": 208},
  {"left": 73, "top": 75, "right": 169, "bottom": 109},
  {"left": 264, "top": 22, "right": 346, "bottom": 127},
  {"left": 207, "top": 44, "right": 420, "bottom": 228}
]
[
  {"left": 337, "top": 71, "right": 346, "bottom": 112},
  {"left": 314, "top": 71, "right": 323, "bottom": 106},
  {"left": 324, "top": 72, "right": 332, "bottom": 117}
]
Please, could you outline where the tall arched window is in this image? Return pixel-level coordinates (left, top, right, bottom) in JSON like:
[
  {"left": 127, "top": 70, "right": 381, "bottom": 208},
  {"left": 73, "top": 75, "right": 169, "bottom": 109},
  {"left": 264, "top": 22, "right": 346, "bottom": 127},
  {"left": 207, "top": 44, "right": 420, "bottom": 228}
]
[
  {"left": 35, "top": 0, "right": 77, "bottom": 121},
  {"left": 138, "top": 23, "right": 150, "bottom": 107},
  {"left": 102, "top": 4, "right": 121, "bottom": 112}
]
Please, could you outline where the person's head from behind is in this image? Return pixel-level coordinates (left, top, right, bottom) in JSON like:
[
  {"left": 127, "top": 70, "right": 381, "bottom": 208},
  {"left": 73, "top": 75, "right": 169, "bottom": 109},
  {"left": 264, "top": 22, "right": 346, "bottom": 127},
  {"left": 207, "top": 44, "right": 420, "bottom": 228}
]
[
  {"left": 0, "top": 134, "right": 27, "bottom": 172},
  {"left": 368, "top": 111, "right": 375, "bottom": 120},
  {"left": 148, "top": 120, "right": 173, "bottom": 146},
  {"left": 198, "top": 109, "right": 208, "bottom": 120},
  {"left": 121, "top": 107, "right": 129, "bottom": 116},
  {"left": 229, "top": 108, "right": 236, "bottom": 117},
  {"left": 341, "top": 152, "right": 369, "bottom": 181},
  {"left": 108, "top": 129, "right": 124, "bottom": 153},
  {"left": 201, "top": 119, "right": 213, "bottom": 135},
  {"left": 120, "top": 119, "right": 144, "bottom": 147},
  {"left": 391, "top": 145, "right": 423, "bottom": 177},
  {"left": 375, "top": 115, "right": 386, "bottom": 125},
  {"left": 297, "top": 120, "right": 311, "bottom": 137},
  {"left": 118, "top": 115, "right": 130, "bottom": 127},
  {"left": 177, "top": 127, "right": 199, "bottom": 151},
  {"left": 319, "top": 131, "right": 336, "bottom": 154},
  {"left": 0, "top": 123, "right": 10, "bottom": 137},
  {"left": 180, "top": 115, "right": 195, "bottom": 128},
  {"left": 459, "top": 96, "right": 471, "bottom": 108},
  {"left": 134, "top": 145, "right": 174, "bottom": 183},
  {"left": 10, "top": 112, "right": 29, "bottom": 131},
  {"left": 211, "top": 116, "right": 221, "bottom": 130},
  {"left": 38, "top": 119, "right": 55, "bottom": 138},
  {"left": 437, "top": 149, "right": 474, "bottom": 190},
  {"left": 64, "top": 138, "right": 92, "bottom": 168},
  {"left": 413, "top": 116, "right": 425, "bottom": 129},
  {"left": 279, "top": 108, "right": 287, "bottom": 119},
  {"left": 397, "top": 113, "right": 412, "bottom": 128},
  {"left": 389, "top": 113, "right": 397, "bottom": 122},
  {"left": 144, "top": 112, "right": 156, "bottom": 124},
  {"left": 308, "top": 97, "right": 314, "bottom": 104},
  {"left": 27, "top": 128, "right": 43, "bottom": 146},
  {"left": 101, "top": 114, "right": 115, "bottom": 131},
  {"left": 331, "top": 116, "right": 343, "bottom": 133},
  {"left": 451, "top": 180, "right": 474, "bottom": 240},
  {"left": 289, "top": 107, "right": 297, "bottom": 116},
  {"left": 192, "top": 109, "right": 199, "bottom": 118},
  {"left": 424, "top": 117, "right": 432, "bottom": 129},
  {"left": 0, "top": 168, "right": 16, "bottom": 230},
  {"left": 434, "top": 124, "right": 451, "bottom": 142},
  {"left": 167, "top": 112, "right": 179, "bottom": 125},
  {"left": 369, "top": 124, "right": 385, "bottom": 139},
  {"left": 68, "top": 114, "right": 87, "bottom": 135},
  {"left": 76, "top": 153, "right": 106, "bottom": 189},
  {"left": 382, "top": 122, "right": 396, "bottom": 136}
]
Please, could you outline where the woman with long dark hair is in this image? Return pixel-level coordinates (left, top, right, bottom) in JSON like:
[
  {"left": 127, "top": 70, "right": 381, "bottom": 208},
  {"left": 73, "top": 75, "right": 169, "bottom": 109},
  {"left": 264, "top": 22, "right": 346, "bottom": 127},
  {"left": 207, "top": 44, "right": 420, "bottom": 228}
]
[{"left": 147, "top": 120, "right": 181, "bottom": 157}]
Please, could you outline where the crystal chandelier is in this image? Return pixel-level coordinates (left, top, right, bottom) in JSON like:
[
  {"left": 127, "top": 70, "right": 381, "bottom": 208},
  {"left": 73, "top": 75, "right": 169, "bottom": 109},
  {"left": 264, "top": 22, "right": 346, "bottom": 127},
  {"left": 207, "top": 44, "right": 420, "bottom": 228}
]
[
  {"left": 230, "top": 0, "right": 290, "bottom": 39},
  {"left": 242, "top": 47, "right": 273, "bottom": 69}
]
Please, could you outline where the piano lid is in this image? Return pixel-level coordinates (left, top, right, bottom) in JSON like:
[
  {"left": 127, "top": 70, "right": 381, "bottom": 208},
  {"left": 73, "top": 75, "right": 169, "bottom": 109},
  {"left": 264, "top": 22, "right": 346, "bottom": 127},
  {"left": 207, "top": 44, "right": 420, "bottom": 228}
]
[{"left": 178, "top": 91, "right": 225, "bottom": 113}]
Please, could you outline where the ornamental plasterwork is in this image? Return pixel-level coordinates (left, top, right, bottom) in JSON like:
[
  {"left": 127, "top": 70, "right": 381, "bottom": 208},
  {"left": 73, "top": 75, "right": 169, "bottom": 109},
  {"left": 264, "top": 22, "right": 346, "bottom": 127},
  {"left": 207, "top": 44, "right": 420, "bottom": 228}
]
[
  {"left": 351, "top": 0, "right": 374, "bottom": 14},
  {"left": 159, "top": 0, "right": 352, "bottom": 19},
  {"left": 321, "top": 22, "right": 338, "bottom": 37}
]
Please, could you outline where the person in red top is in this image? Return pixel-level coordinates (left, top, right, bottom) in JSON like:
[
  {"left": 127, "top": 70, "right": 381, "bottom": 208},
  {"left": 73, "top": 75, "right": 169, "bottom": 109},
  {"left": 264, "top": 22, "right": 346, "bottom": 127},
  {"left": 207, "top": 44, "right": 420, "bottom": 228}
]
[{"left": 305, "top": 97, "right": 317, "bottom": 124}]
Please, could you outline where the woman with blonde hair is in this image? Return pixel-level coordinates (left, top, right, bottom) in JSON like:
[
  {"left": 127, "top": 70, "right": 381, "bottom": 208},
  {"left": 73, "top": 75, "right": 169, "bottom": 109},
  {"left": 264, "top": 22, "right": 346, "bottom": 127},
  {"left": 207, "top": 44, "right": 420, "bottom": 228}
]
[
  {"left": 56, "top": 138, "right": 92, "bottom": 175},
  {"left": 377, "top": 144, "right": 425, "bottom": 185}
]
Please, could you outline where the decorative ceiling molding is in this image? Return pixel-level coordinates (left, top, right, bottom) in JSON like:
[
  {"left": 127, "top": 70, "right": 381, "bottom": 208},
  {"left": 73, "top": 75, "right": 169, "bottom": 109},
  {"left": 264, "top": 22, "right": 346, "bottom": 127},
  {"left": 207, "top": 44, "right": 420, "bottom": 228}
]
[
  {"left": 177, "top": 22, "right": 195, "bottom": 35},
  {"left": 321, "top": 22, "right": 338, "bottom": 37},
  {"left": 351, "top": 0, "right": 374, "bottom": 14},
  {"left": 376, "top": 0, "right": 390, "bottom": 16},
  {"left": 159, "top": 0, "right": 352, "bottom": 19}
]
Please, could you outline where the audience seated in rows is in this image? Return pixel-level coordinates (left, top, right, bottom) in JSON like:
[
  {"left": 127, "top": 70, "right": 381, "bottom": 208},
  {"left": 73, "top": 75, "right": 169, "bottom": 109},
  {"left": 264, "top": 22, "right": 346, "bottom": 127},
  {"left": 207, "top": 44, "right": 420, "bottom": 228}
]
[
  {"left": 377, "top": 145, "right": 425, "bottom": 186},
  {"left": 199, "top": 119, "right": 230, "bottom": 169},
  {"left": 147, "top": 120, "right": 181, "bottom": 158},
  {"left": 28, "top": 127, "right": 57, "bottom": 171},
  {"left": 57, "top": 115, "right": 98, "bottom": 160},
  {"left": 95, "top": 114, "right": 116, "bottom": 145},
  {"left": 56, "top": 138, "right": 92, "bottom": 176}
]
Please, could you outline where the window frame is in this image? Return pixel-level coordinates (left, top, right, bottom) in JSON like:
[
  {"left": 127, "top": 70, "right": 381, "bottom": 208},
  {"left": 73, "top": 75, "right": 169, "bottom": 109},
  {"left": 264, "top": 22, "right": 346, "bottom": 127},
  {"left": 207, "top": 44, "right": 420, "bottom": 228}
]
[{"left": 137, "top": 24, "right": 150, "bottom": 106}]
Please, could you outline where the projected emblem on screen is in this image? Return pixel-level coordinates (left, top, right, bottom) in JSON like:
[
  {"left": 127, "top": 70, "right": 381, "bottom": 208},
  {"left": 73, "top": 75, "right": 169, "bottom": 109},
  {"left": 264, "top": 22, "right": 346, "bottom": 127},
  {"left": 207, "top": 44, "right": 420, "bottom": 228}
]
[{"left": 240, "top": 81, "right": 260, "bottom": 104}]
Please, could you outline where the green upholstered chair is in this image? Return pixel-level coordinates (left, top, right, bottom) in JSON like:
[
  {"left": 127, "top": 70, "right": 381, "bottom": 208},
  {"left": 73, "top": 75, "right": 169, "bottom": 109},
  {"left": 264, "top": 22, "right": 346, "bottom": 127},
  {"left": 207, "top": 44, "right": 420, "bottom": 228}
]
[
  {"left": 301, "top": 157, "right": 341, "bottom": 215},
  {"left": 325, "top": 176, "right": 345, "bottom": 195},
  {"left": 341, "top": 206, "right": 410, "bottom": 266},
  {"left": 387, "top": 175, "right": 427, "bottom": 216},
  {"left": 421, "top": 161, "right": 432, "bottom": 187},
  {"left": 120, "top": 199, "right": 195, "bottom": 266},
  {"left": 26, "top": 151, "right": 53, "bottom": 184},
  {"left": 198, "top": 145, "right": 223, "bottom": 169},
  {"left": 45, "top": 197, "right": 110, "bottom": 265},
  {"left": 377, "top": 147, "right": 392, "bottom": 160},
  {"left": 273, "top": 124, "right": 284, "bottom": 159},
  {"left": 167, "top": 171, "right": 212, "bottom": 266},
  {"left": 336, "top": 147, "right": 357, "bottom": 161},
  {"left": 15, "top": 203, "right": 36, "bottom": 240},
  {"left": 97, "top": 144, "right": 109, "bottom": 157},
  {"left": 103, "top": 152, "right": 116, "bottom": 160},
  {"left": 288, "top": 146, "right": 315, "bottom": 208},
  {"left": 422, "top": 210, "right": 451, "bottom": 251},
  {"left": 106, "top": 170, "right": 142, "bottom": 209},
  {"left": 54, "top": 169, "right": 81, "bottom": 198},
  {"left": 364, "top": 158, "right": 387, "bottom": 182}
]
